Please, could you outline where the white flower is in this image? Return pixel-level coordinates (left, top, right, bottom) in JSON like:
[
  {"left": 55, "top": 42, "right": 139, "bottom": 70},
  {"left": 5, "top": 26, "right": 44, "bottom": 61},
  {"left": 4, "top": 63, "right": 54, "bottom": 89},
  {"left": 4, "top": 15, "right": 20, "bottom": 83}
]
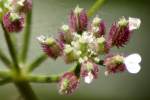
[
  {"left": 37, "top": 35, "right": 46, "bottom": 43},
  {"left": 84, "top": 72, "right": 93, "bottom": 84},
  {"left": 17, "top": 0, "right": 25, "bottom": 6},
  {"left": 129, "top": 17, "right": 141, "bottom": 31},
  {"left": 124, "top": 53, "right": 141, "bottom": 74}
]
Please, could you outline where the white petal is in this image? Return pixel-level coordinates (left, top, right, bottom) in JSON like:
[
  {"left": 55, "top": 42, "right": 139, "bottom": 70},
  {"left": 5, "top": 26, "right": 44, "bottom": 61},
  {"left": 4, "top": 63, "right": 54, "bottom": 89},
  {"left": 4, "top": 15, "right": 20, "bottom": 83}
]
[
  {"left": 84, "top": 72, "right": 93, "bottom": 84},
  {"left": 129, "top": 17, "right": 141, "bottom": 31},
  {"left": 124, "top": 53, "right": 142, "bottom": 64},
  {"left": 126, "top": 63, "right": 141, "bottom": 74},
  {"left": 37, "top": 35, "right": 46, "bottom": 43}
]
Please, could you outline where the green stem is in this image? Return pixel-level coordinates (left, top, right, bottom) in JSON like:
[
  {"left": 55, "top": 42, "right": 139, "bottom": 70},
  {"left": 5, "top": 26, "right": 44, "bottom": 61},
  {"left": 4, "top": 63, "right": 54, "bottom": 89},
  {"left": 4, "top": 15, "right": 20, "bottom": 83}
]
[
  {"left": 0, "top": 78, "right": 12, "bottom": 85},
  {"left": 0, "top": 48, "right": 12, "bottom": 68},
  {"left": 1, "top": 23, "right": 20, "bottom": 73},
  {"left": 0, "top": 70, "right": 11, "bottom": 78},
  {"left": 27, "top": 54, "right": 48, "bottom": 72},
  {"left": 20, "top": 11, "right": 32, "bottom": 63},
  {"left": 88, "top": 0, "right": 106, "bottom": 17},
  {"left": 14, "top": 81, "right": 38, "bottom": 100},
  {"left": 28, "top": 74, "right": 60, "bottom": 83}
]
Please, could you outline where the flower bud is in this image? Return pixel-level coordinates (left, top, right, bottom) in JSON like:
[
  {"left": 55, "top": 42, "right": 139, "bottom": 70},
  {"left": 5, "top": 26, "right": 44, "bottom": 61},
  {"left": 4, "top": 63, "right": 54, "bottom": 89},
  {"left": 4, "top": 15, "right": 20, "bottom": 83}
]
[
  {"left": 18, "top": 0, "right": 32, "bottom": 14},
  {"left": 104, "top": 54, "right": 126, "bottom": 75},
  {"left": 58, "top": 72, "right": 79, "bottom": 95},
  {"left": 80, "top": 61, "right": 99, "bottom": 84},
  {"left": 59, "top": 25, "right": 73, "bottom": 44},
  {"left": 37, "top": 35, "right": 63, "bottom": 59},
  {"left": 69, "top": 6, "right": 88, "bottom": 34},
  {"left": 2, "top": 12, "right": 24, "bottom": 33},
  {"left": 108, "top": 17, "right": 130, "bottom": 47},
  {"left": 91, "top": 16, "right": 105, "bottom": 37},
  {"left": 63, "top": 44, "right": 80, "bottom": 63},
  {"left": 96, "top": 37, "right": 106, "bottom": 54}
]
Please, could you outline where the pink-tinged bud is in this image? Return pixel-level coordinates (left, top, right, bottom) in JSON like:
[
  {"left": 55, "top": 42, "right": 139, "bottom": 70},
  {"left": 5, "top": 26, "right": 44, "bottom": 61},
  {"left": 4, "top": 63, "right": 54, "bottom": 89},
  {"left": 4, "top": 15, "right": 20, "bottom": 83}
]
[
  {"left": 2, "top": 12, "right": 24, "bottom": 33},
  {"left": 80, "top": 61, "right": 99, "bottom": 84},
  {"left": 91, "top": 16, "right": 105, "bottom": 37},
  {"left": 58, "top": 72, "right": 79, "bottom": 95},
  {"left": 59, "top": 25, "right": 73, "bottom": 44},
  {"left": 19, "top": 0, "right": 32, "bottom": 14},
  {"left": 37, "top": 35, "right": 63, "bottom": 59},
  {"left": 104, "top": 54, "right": 126, "bottom": 75},
  {"left": 69, "top": 6, "right": 88, "bottom": 34},
  {"left": 108, "top": 17, "right": 131, "bottom": 48}
]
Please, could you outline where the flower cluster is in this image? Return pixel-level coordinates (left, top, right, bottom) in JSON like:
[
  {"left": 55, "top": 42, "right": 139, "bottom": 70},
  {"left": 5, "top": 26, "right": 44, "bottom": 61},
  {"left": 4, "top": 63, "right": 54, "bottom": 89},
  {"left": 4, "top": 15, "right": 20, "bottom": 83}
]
[
  {"left": 0, "top": 0, "right": 32, "bottom": 33},
  {"left": 37, "top": 6, "right": 141, "bottom": 95}
]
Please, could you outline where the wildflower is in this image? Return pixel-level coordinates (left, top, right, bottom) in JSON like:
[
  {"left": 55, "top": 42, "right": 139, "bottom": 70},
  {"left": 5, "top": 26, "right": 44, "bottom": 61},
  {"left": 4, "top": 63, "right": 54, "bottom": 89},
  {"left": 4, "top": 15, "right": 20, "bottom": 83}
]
[
  {"left": 2, "top": 12, "right": 24, "bottom": 33},
  {"left": 80, "top": 61, "right": 99, "bottom": 84},
  {"left": 18, "top": 0, "right": 32, "bottom": 14},
  {"left": 37, "top": 35, "right": 63, "bottom": 59},
  {"left": 108, "top": 17, "right": 141, "bottom": 48},
  {"left": 58, "top": 72, "right": 79, "bottom": 95},
  {"left": 91, "top": 16, "right": 105, "bottom": 37},
  {"left": 104, "top": 54, "right": 126, "bottom": 75},
  {"left": 69, "top": 6, "right": 88, "bottom": 34},
  {"left": 59, "top": 24, "right": 73, "bottom": 44}
]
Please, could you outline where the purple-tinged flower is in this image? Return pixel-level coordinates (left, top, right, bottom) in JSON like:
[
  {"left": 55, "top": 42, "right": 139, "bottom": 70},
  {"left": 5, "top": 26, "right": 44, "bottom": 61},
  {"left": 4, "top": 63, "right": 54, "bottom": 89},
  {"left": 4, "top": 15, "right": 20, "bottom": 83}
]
[
  {"left": 104, "top": 54, "right": 126, "bottom": 75},
  {"left": 80, "top": 61, "right": 99, "bottom": 84},
  {"left": 37, "top": 35, "right": 63, "bottom": 59},
  {"left": 107, "top": 17, "right": 130, "bottom": 48},
  {"left": 69, "top": 6, "right": 88, "bottom": 34},
  {"left": 59, "top": 25, "right": 73, "bottom": 44},
  {"left": 18, "top": 0, "right": 32, "bottom": 14},
  {"left": 2, "top": 12, "right": 24, "bottom": 33},
  {"left": 91, "top": 16, "right": 105, "bottom": 37},
  {"left": 107, "top": 17, "right": 141, "bottom": 48},
  {"left": 58, "top": 72, "right": 79, "bottom": 95}
]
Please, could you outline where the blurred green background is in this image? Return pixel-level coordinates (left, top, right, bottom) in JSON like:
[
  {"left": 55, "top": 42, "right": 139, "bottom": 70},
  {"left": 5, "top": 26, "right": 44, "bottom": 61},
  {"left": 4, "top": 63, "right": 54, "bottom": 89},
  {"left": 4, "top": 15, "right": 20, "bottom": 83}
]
[{"left": 0, "top": 0, "right": 150, "bottom": 100}]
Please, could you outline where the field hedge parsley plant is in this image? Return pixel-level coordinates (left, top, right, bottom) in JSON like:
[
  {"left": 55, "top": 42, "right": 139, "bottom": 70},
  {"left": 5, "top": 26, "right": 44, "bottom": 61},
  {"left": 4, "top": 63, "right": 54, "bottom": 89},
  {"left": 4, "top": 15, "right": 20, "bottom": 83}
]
[
  {"left": 37, "top": 6, "right": 141, "bottom": 94},
  {"left": 0, "top": 0, "right": 141, "bottom": 99}
]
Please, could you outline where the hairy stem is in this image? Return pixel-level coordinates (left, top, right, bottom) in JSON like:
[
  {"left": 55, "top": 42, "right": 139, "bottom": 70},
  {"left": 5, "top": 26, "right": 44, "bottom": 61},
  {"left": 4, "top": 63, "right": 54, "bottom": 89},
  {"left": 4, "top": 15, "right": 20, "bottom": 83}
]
[
  {"left": 0, "top": 78, "right": 12, "bottom": 85},
  {"left": 0, "top": 70, "right": 11, "bottom": 78},
  {"left": 27, "top": 54, "right": 48, "bottom": 72},
  {"left": 28, "top": 74, "right": 60, "bottom": 83},
  {"left": 1, "top": 24, "right": 20, "bottom": 73},
  {"left": 20, "top": 11, "right": 32, "bottom": 63},
  {"left": 88, "top": 0, "right": 106, "bottom": 17},
  {"left": 0, "top": 48, "right": 12, "bottom": 68}
]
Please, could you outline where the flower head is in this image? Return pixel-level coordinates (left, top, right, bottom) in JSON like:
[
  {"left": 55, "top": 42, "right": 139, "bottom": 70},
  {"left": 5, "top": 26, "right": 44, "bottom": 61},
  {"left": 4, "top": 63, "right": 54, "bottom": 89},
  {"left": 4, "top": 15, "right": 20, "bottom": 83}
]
[
  {"left": 2, "top": 12, "right": 24, "bottom": 33},
  {"left": 58, "top": 72, "right": 79, "bottom": 95},
  {"left": 108, "top": 17, "right": 130, "bottom": 47},
  {"left": 18, "top": 0, "right": 32, "bottom": 14},
  {"left": 104, "top": 54, "right": 126, "bottom": 75},
  {"left": 107, "top": 17, "right": 141, "bottom": 48},
  {"left": 69, "top": 6, "right": 88, "bottom": 34},
  {"left": 80, "top": 61, "right": 99, "bottom": 84},
  {"left": 59, "top": 24, "right": 73, "bottom": 44},
  {"left": 91, "top": 16, "right": 105, "bottom": 37},
  {"left": 37, "top": 35, "right": 63, "bottom": 59}
]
